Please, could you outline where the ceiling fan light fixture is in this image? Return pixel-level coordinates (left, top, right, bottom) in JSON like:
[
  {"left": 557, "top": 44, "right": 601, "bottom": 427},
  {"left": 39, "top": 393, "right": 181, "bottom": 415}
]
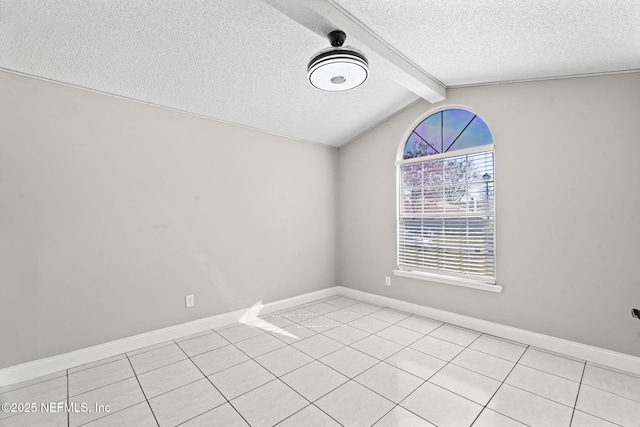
[{"left": 307, "top": 30, "right": 369, "bottom": 92}]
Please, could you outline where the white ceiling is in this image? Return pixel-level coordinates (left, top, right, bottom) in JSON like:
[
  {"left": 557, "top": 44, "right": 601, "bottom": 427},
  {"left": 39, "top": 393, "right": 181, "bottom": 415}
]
[
  {"left": 1, "top": 0, "right": 638, "bottom": 147},
  {"left": 335, "top": 0, "right": 640, "bottom": 86}
]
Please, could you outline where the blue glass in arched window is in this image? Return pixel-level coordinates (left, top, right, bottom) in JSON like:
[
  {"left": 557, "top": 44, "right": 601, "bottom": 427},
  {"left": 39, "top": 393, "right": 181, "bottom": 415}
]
[{"left": 403, "top": 109, "right": 493, "bottom": 159}]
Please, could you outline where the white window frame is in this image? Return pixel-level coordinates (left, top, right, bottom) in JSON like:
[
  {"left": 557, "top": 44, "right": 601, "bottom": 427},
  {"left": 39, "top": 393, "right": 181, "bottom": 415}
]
[{"left": 393, "top": 108, "right": 501, "bottom": 293}]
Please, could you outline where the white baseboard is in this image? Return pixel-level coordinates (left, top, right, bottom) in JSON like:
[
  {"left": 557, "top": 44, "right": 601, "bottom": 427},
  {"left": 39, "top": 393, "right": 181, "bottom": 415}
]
[
  {"left": 337, "top": 286, "right": 640, "bottom": 376},
  {"left": 0, "top": 286, "right": 339, "bottom": 387},
  {"left": 4, "top": 285, "right": 638, "bottom": 387}
]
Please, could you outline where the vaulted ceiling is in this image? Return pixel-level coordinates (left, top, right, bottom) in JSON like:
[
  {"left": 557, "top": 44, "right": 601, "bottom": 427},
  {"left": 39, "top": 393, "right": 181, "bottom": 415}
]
[{"left": 1, "top": 0, "right": 638, "bottom": 147}]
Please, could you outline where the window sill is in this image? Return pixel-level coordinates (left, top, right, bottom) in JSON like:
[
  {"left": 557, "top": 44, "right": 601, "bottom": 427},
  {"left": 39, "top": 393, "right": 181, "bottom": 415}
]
[{"left": 392, "top": 270, "right": 502, "bottom": 293}]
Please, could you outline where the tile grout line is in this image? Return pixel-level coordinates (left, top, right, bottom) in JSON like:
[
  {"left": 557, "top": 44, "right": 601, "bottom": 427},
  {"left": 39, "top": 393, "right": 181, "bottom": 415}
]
[
  {"left": 69, "top": 348, "right": 210, "bottom": 403},
  {"left": 441, "top": 348, "right": 586, "bottom": 406},
  {"left": 124, "top": 354, "right": 161, "bottom": 427},
  {"left": 570, "top": 378, "right": 628, "bottom": 426},
  {"left": 212, "top": 326, "right": 331, "bottom": 425},
  {"left": 508, "top": 360, "right": 583, "bottom": 384},
  {"left": 56, "top": 300, "right": 600, "bottom": 426},
  {"left": 130, "top": 354, "right": 191, "bottom": 377},
  {"left": 0, "top": 371, "right": 68, "bottom": 396},
  {"left": 469, "top": 343, "right": 531, "bottom": 426},
  {"left": 477, "top": 375, "right": 580, "bottom": 412},
  {"left": 172, "top": 406, "right": 220, "bottom": 427},
  {"left": 447, "top": 361, "right": 515, "bottom": 386},
  {"left": 389, "top": 326, "right": 487, "bottom": 426},
  {"left": 125, "top": 341, "right": 176, "bottom": 359},
  {"left": 585, "top": 360, "right": 640, "bottom": 381},
  {"left": 67, "top": 349, "right": 193, "bottom": 400},
  {"left": 302, "top": 301, "right": 611, "bottom": 418},
  {"left": 357, "top": 336, "right": 434, "bottom": 427},
  {"left": 172, "top": 334, "right": 253, "bottom": 427},
  {"left": 281, "top": 308, "right": 581, "bottom": 393},
  {"left": 65, "top": 336, "right": 255, "bottom": 409},
  {"left": 486, "top": 352, "right": 623, "bottom": 413},
  {"left": 570, "top": 405, "right": 626, "bottom": 427},
  {"left": 573, "top": 381, "right": 640, "bottom": 406},
  {"left": 73, "top": 391, "right": 152, "bottom": 426},
  {"left": 67, "top": 354, "right": 128, "bottom": 375},
  {"left": 0, "top": 299, "right": 518, "bottom": 427},
  {"left": 320, "top": 298, "right": 599, "bottom": 373},
  {"left": 0, "top": 297, "right": 557, "bottom": 425},
  {"left": 569, "top": 361, "right": 587, "bottom": 427},
  {"left": 141, "top": 376, "right": 205, "bottom": 402},
  {"left": 173, "top": 329, "right": 216, "bottom": 344},
  {"left": 311, "top": 353, "right": 404, "bottom": 423},
  {"left": 275, "top": 300, "right": 520, "bottom": 425},
  {"left": 226, "top": 341, "right": 345, "bottom": 426},
  {"left": 10, "top": 295, "right": 636, "bottom": 427},
  {"left": 68, "top": 366, "right": 165, "bottom": 427},
  {"left": 200, "top": 329, "right": 330, "bottom": 424},
  {"left": 313, "top": 312, "right": 482, "bottom": 425},
  {"left": 485, "top": 355, "right": 631, "bottom": 426},
  {"left": 527, "top": 346, "right": 585, "bottom": 364},
  {"left": 71, "top": 350, "right": 189, "bottom": 393},
  {"left": 272, "top": 402, "right": 345, "bottom": 427},
  {"left": 234, "top": 299, "right": 428, "bottom": 425},
  {"left": 57, "top": 315, "right": 564, "bottom": 422},
  {"left": 67, "top": 377, "right": 133, "bottom": 402},
  {"left": 141, "top": 304, "right": 574, "bottom": 403},
  {"left": 390, "top": 324, "right": 640, "bottom": 407},
  {"left": 457, "top": 340, "right": 527, "bottom": 364},
  {"left": 282, "top": 304, "right": 402, "bottom": 425}
]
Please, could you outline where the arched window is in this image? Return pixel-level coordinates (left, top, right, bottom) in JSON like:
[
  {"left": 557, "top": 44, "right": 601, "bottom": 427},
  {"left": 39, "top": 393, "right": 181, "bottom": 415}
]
[{"left": 395, "top": 108, "right": 496, "bottom": 288}]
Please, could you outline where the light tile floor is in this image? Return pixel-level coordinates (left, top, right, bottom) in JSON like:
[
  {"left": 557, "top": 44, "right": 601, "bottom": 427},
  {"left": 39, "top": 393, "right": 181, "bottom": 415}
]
[{"left": 1, "top": 295, "right": 639, "bottom": 426}]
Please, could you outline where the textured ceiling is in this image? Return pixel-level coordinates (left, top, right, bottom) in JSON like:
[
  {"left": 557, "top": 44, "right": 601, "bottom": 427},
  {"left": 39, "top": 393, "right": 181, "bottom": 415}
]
[
  {"left": 336, "top": 0, "right": 640, "bottom": 86},
  {"left": 1, "top": 1, "right": 638, "bottom": 146},
  {"left": 0, "top": 0, "right": 418, "bottom": 147}
]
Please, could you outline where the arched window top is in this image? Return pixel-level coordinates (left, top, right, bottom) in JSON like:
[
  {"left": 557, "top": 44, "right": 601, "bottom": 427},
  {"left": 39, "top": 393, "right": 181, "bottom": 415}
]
[{"left": 403, "top": 109, "right": 493, "bottom": 160}]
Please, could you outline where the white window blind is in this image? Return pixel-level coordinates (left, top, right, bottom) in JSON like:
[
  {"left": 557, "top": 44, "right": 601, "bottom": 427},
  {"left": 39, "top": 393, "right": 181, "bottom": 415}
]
[{"left": 398, "top": 149, "right": 495, "bottom": 284}]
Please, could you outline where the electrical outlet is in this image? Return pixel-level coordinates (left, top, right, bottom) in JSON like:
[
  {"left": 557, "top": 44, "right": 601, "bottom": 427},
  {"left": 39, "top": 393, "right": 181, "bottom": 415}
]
[
  {"left": 185, "top": 294, "right": 195, "bottom": 308},
  {"left": 385, "top": 276, "right": 391, "bottom": 287}
]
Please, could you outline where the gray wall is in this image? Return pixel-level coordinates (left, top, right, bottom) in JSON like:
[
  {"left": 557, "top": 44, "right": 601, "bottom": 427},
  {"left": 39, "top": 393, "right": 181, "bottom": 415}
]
[
  {"left": 338, "top": 73, "right": 640, "bottom": 357},
  {"left": 2, "top": 69, "right": 639, "bottom": 369},
  {"left": 0, "top": 71, "right": 338, "bottom": 368}
]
